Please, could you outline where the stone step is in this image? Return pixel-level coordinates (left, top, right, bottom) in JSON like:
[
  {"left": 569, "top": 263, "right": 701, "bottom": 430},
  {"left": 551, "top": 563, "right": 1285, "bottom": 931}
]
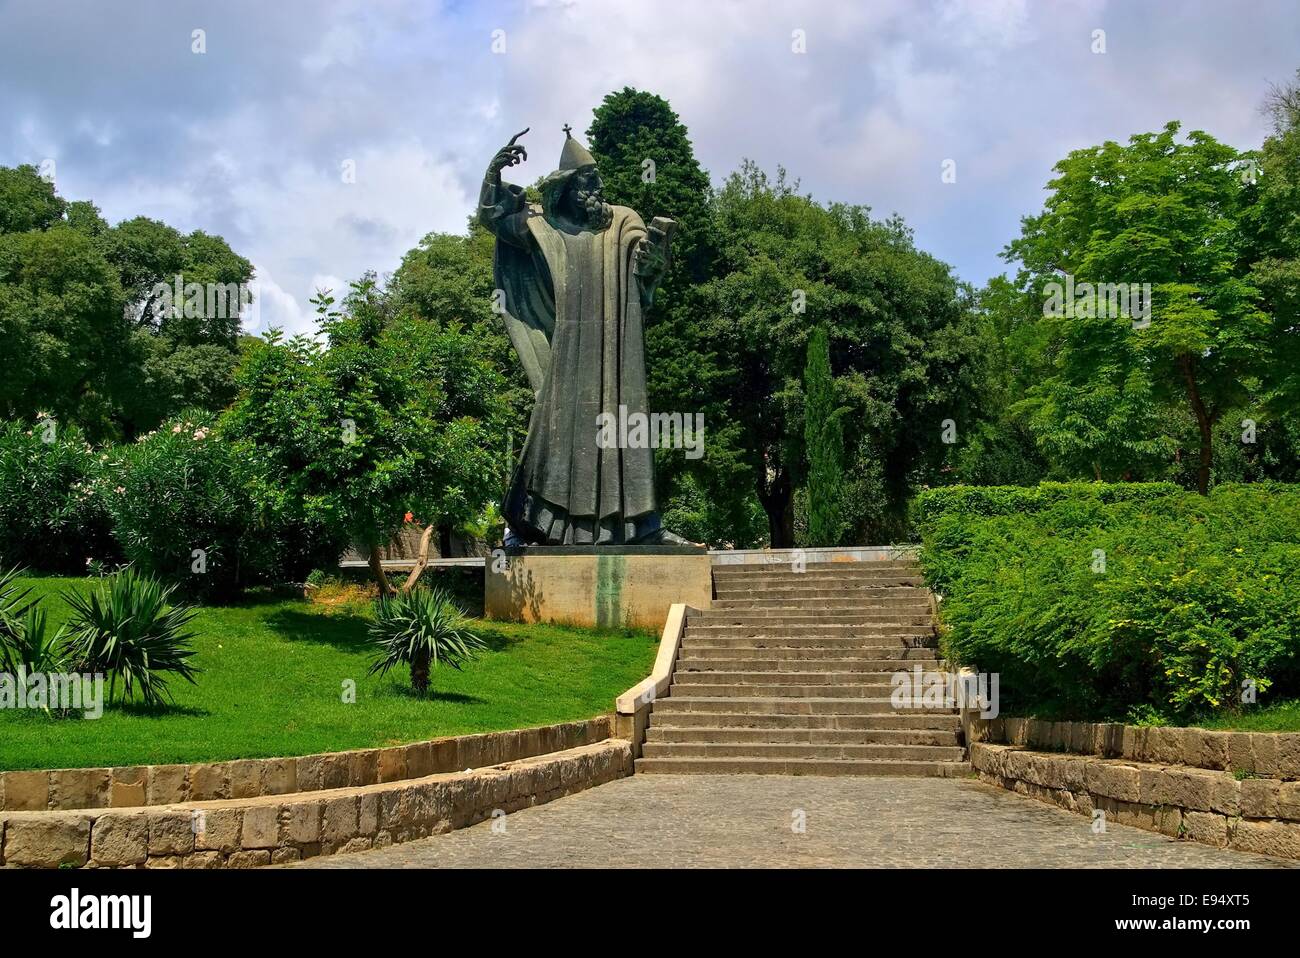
[
  {"left": 651, "top": 695, "right": 959, "bottom": 715},
  {"left": 713, "top": 561, "right": 921, "bottom": 575},
  {"left": 713, "top": 584, "right": 931, "bottom": 598},
  {"left": 668, "top": 682, "right": 955, "bottom": 700},
  {"left": 644, "top": 726, "right": 961, "bottom": 746},
  {"left": 689, "top": 611, "right": 934, "bottom": 626},
  {"left": 677, "top": 646, "right": 940, "bottom": 663},
  {"left": 634, "top": 757, "right": 969, "bottom": 776},
  {"left": 670, "top": 670, "right": 922, "bottom": 686},
  {"left": 680, "top": 637, "right": 938, "bottom": 650},
  {"left": 648, "top": 710, "right": 961, "bottom": 730},
  {"left": 713, "top": 573, "right": 925, "bottom": 588},
  {"left": 675, "top": 656, "right": 943, "bottom": 672},
  {"left": 710, "top": 597, "right": 934, "bottom": 611},
  {"left": 686, "top": 622, "right": 934, "bottom": 636},
  {"left": 640, "top": 741, "right": 968, "bottom": 762}
]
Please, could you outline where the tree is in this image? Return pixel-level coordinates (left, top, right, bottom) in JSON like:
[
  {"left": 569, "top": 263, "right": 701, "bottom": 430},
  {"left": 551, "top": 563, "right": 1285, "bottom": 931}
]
[
  {"left": 0, "top": 225, "right": 128, "bottom": 435},
  {"left": 0, "top": 165, "right": 64, "bottom": 235},
  {"left": 951, "top": 277, "right": 1047, "bottom": 485},
  {"left": 0, "top": 168, "right": 254, "bottom": 440},
  {"left": 222, "top": 277, "right": 511, "bottom": 593},
  {"left": 803, "top": 326, "right": 845, "bottom": 545},
  {"left": 1244, "top": 70, "right": 1300, "bottom": 442},
  {"left": 1007, "top": 122, "right": 1266, "bottom": 493},
  {"left": 586, "top": 89, "right": 765, "bottom": 547},
  {"left": 695, "top": 163, "right": 974, "bottom": 545}
]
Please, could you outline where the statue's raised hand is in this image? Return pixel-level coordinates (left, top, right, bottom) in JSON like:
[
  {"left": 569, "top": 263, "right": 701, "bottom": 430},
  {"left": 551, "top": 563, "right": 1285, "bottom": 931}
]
[{"left": 488, "top": 128, "right": 529, "bottom": 179}]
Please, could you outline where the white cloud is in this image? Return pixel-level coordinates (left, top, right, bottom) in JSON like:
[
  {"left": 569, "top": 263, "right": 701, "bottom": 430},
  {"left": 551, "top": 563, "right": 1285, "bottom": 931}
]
[{"left": 1, "top": 0, "right": 1296, "bottom": 299}]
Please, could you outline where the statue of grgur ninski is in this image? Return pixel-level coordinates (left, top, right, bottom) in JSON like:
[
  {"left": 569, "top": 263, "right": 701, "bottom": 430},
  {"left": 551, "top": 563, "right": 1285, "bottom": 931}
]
[{"left": 479, "top": 126, "right": 690, "bottom": 548}]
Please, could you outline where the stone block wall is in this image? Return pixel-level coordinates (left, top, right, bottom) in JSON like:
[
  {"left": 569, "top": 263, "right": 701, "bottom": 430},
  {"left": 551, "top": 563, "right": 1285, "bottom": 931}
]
[
  {"left": 1, "top": 738, "right": 632, "bottom": 868},
  {"left": 0, "top": 716, "right": 611, "bottom": 812},
  {"left": 968, "top": 717, "right": 1300, "bottom": 860}
]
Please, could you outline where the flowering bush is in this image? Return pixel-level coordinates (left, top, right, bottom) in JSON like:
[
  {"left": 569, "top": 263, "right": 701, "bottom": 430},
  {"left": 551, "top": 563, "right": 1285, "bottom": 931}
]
[
  {"left": 0, "top": 418, "right": 118, "bottom": 572},
  {"left": 106, "top": 415, "right": 269, "bottom": 598}
]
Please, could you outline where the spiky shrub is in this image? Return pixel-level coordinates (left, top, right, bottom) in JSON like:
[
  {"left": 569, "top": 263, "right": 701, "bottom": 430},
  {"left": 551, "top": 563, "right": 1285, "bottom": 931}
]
[
  {"left": 64, "top": 568, "right": 200, "bottom": 707},
  {"left": 0, "top": 565, "right": 68, "bottom": 678},
  {"left": 368, "top": 587, "right": 487, "bottom": 694}
]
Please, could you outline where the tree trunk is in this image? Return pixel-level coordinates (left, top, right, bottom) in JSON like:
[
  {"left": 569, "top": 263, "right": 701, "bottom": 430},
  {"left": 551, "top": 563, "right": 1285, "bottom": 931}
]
[
  {"left": 400, "top": 524, "right": 436, "bottom": 593},
  {"left": 368, "top": 544, "right": 395, "bottom": 596},
  {"left": 410, "top": 645, "right": 430, "bottom": 695},
  {"left": 757, "top": 466, "right": 794, "bottom": 548},
  {"left": 1179, "top": 354, "right": 1213, "bottom": 495}
]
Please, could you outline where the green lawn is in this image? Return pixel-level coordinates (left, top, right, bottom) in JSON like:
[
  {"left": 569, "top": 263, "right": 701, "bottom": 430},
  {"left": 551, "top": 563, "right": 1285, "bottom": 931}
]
[
  {"left": 1, "top": 576, "right": 658, "bottom": 771},
  {"left": 1191, "top": 700, "right": 1300, "bottom": 733}
]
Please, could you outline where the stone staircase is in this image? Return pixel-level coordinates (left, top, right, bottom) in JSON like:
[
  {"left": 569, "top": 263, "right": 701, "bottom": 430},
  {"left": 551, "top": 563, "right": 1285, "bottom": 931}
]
[{"left": 636, "top": 557, "right": 970, "bottom": 776}]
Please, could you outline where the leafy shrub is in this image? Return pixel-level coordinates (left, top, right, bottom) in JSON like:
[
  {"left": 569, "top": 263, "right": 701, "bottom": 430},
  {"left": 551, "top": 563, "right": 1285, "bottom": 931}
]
[
  {"left": 919, "top": 483, "right": 1300, "bottom": 722},
  {"left": 105, "top": 415, "right": 285, "bottom": 598},
  {"left": 64, "top": 567, "right": 200, "bottom": 706},
  {"left": 0, "top": 420, "right": 117, "bottom": 572},
  {"left": 368, "top": 587, "right": 487, "bottom": 694},
  {"left": 911, "top": 481, "right": 1183, "bottom": 530}
]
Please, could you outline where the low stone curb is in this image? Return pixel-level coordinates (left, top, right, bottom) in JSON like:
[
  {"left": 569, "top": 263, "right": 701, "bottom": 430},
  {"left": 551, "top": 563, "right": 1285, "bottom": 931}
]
[
  {"left": 0, "top": 716, "right": 611, "bottom": 812},
  {"left": 971, "top": 742, "right": 1300, "bottom": 860},
  {"left": 0, "top": 738, "right": 633, "bottom": 868}
]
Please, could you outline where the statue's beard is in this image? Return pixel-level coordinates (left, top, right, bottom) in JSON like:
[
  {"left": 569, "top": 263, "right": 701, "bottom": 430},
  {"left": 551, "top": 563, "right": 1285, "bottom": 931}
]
[{"left": 572, "top": 189, "right": 613, "bottom": 229}]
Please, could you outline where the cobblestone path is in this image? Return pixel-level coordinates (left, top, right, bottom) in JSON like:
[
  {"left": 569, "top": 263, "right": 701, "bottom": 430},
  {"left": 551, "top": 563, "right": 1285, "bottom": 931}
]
[{"left": 293, "top": 775, "right": 1295, "bottom": 868}]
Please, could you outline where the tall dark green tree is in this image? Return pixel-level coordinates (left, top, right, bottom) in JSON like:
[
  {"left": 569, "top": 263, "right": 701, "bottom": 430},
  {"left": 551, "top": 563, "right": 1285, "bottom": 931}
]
[
  {"left": 587, "top": 88, "right": 764, "bottom": 547},
  {"left": 1244, "top": 70, "right": 1300, "bottom": 441},
  {"left": 696, "top": 162, "right": 975, "bottom": 545},
  {"left": 803, "top": 325, "right": 844, "bottom": 545}
]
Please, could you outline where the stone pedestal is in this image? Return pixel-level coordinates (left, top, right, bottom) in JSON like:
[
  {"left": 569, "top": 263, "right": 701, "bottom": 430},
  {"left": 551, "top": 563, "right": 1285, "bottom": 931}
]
[{"left": 484, "top": 545, "right": 712, "bottom": 630}]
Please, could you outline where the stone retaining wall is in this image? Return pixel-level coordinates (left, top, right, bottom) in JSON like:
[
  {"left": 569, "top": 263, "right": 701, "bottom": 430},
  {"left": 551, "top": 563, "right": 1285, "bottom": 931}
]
[
  {"left": 1, "top": 738, "right": 632, "bottom": 868},
  {"left": 0, "top": 717, "right": 611, "bottom": 812},
  {"left": 971, "top": 743, "right": 1300, "bottom": 859},
  {"left": 968, "top": 715, "right": 1300, "bottom": 860},
  {"left": 968, "top": 716, "right": 1300, "bottom": 778}
]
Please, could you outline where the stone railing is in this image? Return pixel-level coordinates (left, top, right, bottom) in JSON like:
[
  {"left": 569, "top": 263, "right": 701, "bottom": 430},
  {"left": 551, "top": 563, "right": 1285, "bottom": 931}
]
[{"left": 614, "top": 603, "right": 691, "bottom": 758}]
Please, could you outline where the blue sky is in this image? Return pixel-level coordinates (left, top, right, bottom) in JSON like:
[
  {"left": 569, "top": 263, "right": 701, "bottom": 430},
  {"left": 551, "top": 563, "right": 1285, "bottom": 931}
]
[{"left": 2, "top": 0, "right": 1297, "bottom": 334}]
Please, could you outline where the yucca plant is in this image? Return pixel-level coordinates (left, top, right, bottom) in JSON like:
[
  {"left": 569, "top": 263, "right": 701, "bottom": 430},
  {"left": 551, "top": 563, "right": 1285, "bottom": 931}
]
[
  {"left": 64, "top": 567, "right": 200, "bottom": 707},
  {"left": 368, "top": 586, "right": 487, "bottom": 694},
  {"left": 0, "top": 564, "right": 39, "bottom": 669}
]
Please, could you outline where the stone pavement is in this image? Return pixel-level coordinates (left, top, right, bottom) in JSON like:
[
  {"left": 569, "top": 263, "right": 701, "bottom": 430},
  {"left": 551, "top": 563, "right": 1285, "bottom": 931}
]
[{"left": 292, "top": 774, "right": 1296, "bottom": 868}]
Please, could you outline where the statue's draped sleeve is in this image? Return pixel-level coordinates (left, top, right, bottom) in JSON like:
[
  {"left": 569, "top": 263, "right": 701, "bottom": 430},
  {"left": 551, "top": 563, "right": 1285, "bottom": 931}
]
[{"left": 479, "top": 180, "right": 555, "bottom": 394}]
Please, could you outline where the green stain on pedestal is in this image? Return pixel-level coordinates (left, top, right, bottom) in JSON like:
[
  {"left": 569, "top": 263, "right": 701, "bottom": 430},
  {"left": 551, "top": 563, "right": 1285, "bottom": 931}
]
[{"left": 595, "top": 554, "right": 626, "bottom": 629}]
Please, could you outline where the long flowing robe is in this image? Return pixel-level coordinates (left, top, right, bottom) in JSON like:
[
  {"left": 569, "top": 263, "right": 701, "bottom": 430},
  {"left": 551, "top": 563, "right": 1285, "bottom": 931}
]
[{"left": 481, "top": 180, "right": 663, "bottom": 545}]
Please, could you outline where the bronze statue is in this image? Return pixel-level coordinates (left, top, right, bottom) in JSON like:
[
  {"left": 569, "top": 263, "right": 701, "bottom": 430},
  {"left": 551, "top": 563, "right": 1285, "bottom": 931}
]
[{"left": 480, "top": 126, "right": 687, "bottom": 546}]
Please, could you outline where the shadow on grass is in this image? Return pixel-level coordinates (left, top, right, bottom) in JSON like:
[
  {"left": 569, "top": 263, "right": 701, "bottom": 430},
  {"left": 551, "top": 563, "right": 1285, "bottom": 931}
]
[
  {"left": 264, "top": 608, "right": 372, "bottom": 652},
  {"left": 111, "top": 701, "right": 210, "bottom": 719},
  {"left": 369, "top": 679, "right": 486, "bottom": 705},
  {"left": 466, "top": 625, "right": 520, "bottom": 653}
]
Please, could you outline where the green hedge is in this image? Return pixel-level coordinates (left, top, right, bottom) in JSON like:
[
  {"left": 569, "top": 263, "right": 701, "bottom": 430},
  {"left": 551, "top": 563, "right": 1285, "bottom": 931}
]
[
  {"left": 911, "top": 481, "right": 1184, "bottom": 528},
  {"left": 918, "top": 482, "right": 1300, "bottom": 722}
]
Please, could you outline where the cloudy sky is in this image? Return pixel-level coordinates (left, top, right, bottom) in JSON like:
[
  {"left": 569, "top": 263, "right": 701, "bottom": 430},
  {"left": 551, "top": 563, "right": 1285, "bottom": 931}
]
[{"left": 2, "top": 0, "right": 1297, "bottom": 334}]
